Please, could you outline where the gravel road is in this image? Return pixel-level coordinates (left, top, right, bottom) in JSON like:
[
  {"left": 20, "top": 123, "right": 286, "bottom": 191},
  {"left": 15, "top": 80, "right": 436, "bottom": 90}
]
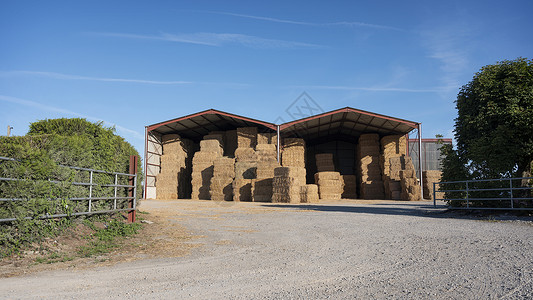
[{"left": 1, "top": 199, "right": 532, "bottom": 299}]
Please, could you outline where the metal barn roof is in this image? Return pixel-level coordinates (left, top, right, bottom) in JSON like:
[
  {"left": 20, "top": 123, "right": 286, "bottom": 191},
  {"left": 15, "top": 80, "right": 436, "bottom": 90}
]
[
  {"left": 146, "top": 107, "right": 419, "bottom": 144},
  {"left": 279, "top": 107, "right": 419, "bottom": 145},
  {"left": 147, "top": 109, "right": 277, "bottom": 142}
]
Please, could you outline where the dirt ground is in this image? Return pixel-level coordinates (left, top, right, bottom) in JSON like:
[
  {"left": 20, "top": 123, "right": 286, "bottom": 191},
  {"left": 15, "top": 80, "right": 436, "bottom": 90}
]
[
  {"left": 1, "top": 199, "right": 532, "bottom": 299},
  {"left": 0, "top": 203, "right": 198, "bottom": 278}
]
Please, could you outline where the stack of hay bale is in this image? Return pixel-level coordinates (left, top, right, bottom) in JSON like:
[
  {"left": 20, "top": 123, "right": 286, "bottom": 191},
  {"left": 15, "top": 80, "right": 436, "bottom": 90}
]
[
  {"left": 224, "top": 130, "right": 238, "bottom": 157},
  {"left": 282, "top": 138, "right": 306, "bottom": 169},
  {"left": 191, "top": 139, "right": 223, "bottom": 200},
  {"left": 252, "top": 143, "right": 279, "bottom": 202},
  {"left": 257, "top": 132, "right": 277, "bottom": 145},
  {"left": 358, "top": 134, "right": 385, "bottom": 199},
  {"left": 272, "top": 167, "right": 305, "bottom": 203},
  {"left": 300, "top": 184, "right": 319, "bottom": 203},
  {"left": 315, "top": 153, "right": 335, "bottom": 172},
  {"left": 388, "top": 156, "right": 406, "bottom": 200},
  {"left": 233, "top": 127, "right": 258, "bottom": 201},
  {"left": 380, "top": 135, "right": 407, "bottom": 199},
  {"left": 341, "top": 175, "right": 357, "bottom": 199},
  {"left": 315, "top": 171, "right": 344, "bottom": 200},
  {"left": 210, "top": 157, "right": 235, "bottom": 201},
  {"left": 399, "top": 156, "right": 421, "bottom": 201},
  {"left": 423, "top": 170, "right": 442, "bottom": 200},
  {"left": 156, "top": 134, "right": 194, "bottom": 199}
]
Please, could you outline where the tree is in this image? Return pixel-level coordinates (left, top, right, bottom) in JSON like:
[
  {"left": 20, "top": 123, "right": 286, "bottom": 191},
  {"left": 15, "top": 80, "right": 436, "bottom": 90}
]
[{"left": 453, "top": 58, "right": 533, "bottom": 179}]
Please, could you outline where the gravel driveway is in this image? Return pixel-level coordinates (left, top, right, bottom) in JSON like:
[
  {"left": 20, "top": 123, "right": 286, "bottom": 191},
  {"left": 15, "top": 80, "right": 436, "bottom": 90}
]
[{"left": 1, "top": 199, "right": 532, "bottom": 299}]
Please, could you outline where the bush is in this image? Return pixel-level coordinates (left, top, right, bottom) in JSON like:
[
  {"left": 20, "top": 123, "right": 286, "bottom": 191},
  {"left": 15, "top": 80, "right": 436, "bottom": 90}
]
[{"left": 0, "top": 118, "right": 143, "bottom": 257}]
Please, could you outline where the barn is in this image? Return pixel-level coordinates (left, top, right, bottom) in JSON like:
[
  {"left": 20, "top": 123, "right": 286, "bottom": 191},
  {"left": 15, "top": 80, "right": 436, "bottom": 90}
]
[{"left": 143, "top": 107, "right": 423, "bottom": 201}]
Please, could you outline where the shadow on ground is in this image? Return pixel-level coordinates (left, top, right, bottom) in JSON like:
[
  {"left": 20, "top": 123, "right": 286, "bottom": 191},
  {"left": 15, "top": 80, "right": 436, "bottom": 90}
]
[{"left": 263, "top": 203, "right": 533, "bottom": 222}]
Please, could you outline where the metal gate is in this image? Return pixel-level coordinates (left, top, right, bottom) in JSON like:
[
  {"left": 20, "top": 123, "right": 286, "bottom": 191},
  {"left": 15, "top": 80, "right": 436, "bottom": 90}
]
[{"left": 0, "top": 156, "right": 137, "bottom": 222}]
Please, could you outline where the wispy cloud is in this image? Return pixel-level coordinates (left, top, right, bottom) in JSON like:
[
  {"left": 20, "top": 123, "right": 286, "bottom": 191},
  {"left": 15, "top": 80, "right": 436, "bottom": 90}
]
[
  {"left": 199, "top": 11, "right": 404, "bottom": 31},
  {"left": 0, "top": 70, "right": 252, "bottom": 88},
  {"left": 291, "top": 85, "right": 449, "bottom": 93},
  {"left": 92, "top": 32, "right": 323, "bottom": 49},
  {"left": 0, "top": 95, "right": 143, "bottom": 140},
  {"left": 421, "top": 24, "right": 471, "bottom": 92},
  {"left": 0, "top": 70, "right": 193, "bottom": 85}
]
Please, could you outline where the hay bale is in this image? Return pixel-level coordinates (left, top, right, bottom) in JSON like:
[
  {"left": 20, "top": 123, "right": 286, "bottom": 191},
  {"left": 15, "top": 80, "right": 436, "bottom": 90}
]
[
  {"left": 225, "top": 130, "right": 238, "bottom": 157},
  {"left": 257, "top": 132, "right": 277, "bottom": 145},
  {"left": 209, "top": 157, "right": 235, "bottom": 201},
  {"left": 252, "top": 178, "right": 273, "bottom": 202},
  {"left": 235, "top": 161, "right": 257, "bottom": 179},
  {"left": 157, "top": 134, "right": 194, "bottom": 199},
  {"left": 400, "top": 168, "right": 421, "bottom": 201},
  {"left": 199, "top": 139, "right": 223, "bottom": 155},
  {"left": 235, "top": 148, "right": 258, "bottom": 162},
  {"left": 315, "top": 153, "right": 336, "bottom": 172},
  {"left": 237, "top": 127, "right": 258, "bottom": 148},
  {"left": 272, "top": 167, "right": 305, "bottom": 203},
  {"left": 203, "top": 133, "right": 224, "bottom": 149},
  {"left": 233, "top": 179, "right": 253, "bottom": 202},
  {"left": 423, "top": 170, "right": 442, "bottom": 200},
  {"left": 341, "top": 175, "right": 357, "bottom": 199},
  {"left": 281, "top": 138, "right": 306, "bottom": 168},
  {"left": 360, "top": 180, "right": 385, "bottom": 199},
  {"left": 315, "top": 171, "right": 344, "bottom": 200},
  {"left": 300, "top": 184, "right": 319, "bottom": 203}
]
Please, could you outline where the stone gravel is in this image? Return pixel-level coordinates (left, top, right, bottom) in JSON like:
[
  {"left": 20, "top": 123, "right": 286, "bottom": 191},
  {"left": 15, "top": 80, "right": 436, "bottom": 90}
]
[{"left": 1, "top": 200, "right": 532, "bottom": 299}]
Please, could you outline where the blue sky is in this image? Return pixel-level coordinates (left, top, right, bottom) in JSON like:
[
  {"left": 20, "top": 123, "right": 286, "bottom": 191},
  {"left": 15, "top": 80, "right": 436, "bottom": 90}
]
[{"left": 1, "top": 0, "right": 532, "bottom": 155}]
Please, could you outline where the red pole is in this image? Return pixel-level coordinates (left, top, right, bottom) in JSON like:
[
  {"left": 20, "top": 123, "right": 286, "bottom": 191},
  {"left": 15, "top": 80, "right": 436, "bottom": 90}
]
[{"left": 128, "top": 155, "right": 138, "bottom": 223}]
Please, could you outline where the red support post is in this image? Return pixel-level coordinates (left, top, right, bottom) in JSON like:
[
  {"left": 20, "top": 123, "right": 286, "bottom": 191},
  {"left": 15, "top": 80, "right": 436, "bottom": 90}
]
[{"left": 128, "top": 155, "right": 138, "bottom": 223}]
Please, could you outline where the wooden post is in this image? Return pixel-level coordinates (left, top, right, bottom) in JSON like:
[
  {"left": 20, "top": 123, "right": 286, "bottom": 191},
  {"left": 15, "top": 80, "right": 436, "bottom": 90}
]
[{"left": 128, "top": 155, "right": 138, "bottom": 223}]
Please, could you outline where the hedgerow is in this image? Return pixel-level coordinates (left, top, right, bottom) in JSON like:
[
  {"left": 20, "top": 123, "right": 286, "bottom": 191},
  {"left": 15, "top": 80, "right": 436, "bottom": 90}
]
[{"left": 0, "top": 118, "right": 143, "bottom": 257}]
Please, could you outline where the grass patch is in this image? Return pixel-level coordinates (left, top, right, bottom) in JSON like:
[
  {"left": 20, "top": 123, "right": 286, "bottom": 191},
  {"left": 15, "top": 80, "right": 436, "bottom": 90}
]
[{"left": 77, "top": 219, "right": 142, "bottom": 257}]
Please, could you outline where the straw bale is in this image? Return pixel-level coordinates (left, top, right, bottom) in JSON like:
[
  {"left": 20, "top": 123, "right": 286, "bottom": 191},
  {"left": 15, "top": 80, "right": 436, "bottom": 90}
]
[
  {"left": 237, "top": 127, "right": 258, "bottom": 148},
  {"left": 360, "top": 180, "right": 385, "bottom": 199},
  {"left": 252, "top": 178, "right": 273, "bottom": 202},
  {"left": 256, "top": 143, "right": 277, "bottom": 152},
  {"left": 200, "top": 139, "right": 223, "bottom": 155},
  {"left": 274, "top": 166, "right": 306, "bottom": 179},
  {"left": 283, "top": 138, "right": 306, "bottom": 148},
  {"left": 315, "top": 153, "right": 334, "bottom": 161},
  {"left": 341, "top": 175, "right": 357, "bottom": 199},
  {"left": 359, "top": 133, "right": 380, "bottom": 141},
  {"left": 256, "top": 161, "right": 280, "bottom": 179},
  {"left": 235, "top": 161, "right": 257, "bottom": 179},
  {"left": 225, "top": 130, "right": 238, "bottom": 157},
  {"left": 400, "top": 169, "right": 416, "bottom": 178},
  {"left": 300, "top": 184, "right": 319, "bottom": 203},
  {"left": 235, "top": 148, "right": 258, "bottom": 162},
  {"left": 391, "top": 191, "right": 401, "bottom": 200},
  {"left": 233, "top": 179, "right": 253, "bottom": 202},
  {"left": 423, "top": 170, "right": 442, "bottom": 200},
  {"left": 314, "top": 171, "right": 341, "bottom": 181},
  {"left": 389, "top": 180, "right": 401, "bottom": 191},
  {"left": 203, "top": 133, "right": 224, "bottom": 149},
  {"left": 257, "top": 132, "right": 277, "bottom": 145}
]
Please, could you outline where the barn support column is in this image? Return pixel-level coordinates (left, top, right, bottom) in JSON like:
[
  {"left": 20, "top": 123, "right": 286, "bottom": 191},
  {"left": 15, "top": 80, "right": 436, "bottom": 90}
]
[
  {"left": 417, "top": 123, "right": 423, "bottom": 198},
  {"left": 276, "top": 125, "right": 281, "bottom": 163}
]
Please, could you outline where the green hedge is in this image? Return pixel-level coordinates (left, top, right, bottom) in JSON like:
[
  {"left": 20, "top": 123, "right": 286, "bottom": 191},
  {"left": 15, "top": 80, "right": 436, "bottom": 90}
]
[{"left": 0, "top": 118, "right": 143, "bottom": 257}]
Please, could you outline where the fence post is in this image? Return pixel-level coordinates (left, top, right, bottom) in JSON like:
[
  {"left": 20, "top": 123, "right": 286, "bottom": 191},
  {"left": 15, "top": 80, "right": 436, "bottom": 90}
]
[
  {"left": 509, "top": 178, "right": 514, "bottom": 209},
  {"left": 433, "top": 182, "right": 436, "bottom": 208},
  {"left": 466, "top": 181, "right": 469, "bottom": 209},
  {"left": 88, "top": 171, "right": 93, "bottom": 212},
  {"left": 128, "top": 155, "right": 138, "bottom": 223}
]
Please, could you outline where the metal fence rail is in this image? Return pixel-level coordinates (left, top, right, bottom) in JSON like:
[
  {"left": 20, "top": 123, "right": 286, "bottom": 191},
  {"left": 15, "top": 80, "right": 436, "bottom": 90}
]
[
  {"left": 434, "top": 177, "right": 533, "bottom": 210},
  {"left": 0, "top": 156, "right": 137, "bottom": 223}
]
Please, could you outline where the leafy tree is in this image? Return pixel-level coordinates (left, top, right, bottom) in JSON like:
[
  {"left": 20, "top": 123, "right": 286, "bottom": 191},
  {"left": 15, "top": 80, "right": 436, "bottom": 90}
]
[{"left": 453, "top": 58, "right": 533, "bottom": 179}]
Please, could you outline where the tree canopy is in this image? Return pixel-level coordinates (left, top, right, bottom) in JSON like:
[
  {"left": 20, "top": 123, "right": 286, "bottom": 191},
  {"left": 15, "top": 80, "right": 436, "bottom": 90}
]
[{"left": 451, "top": 57, "right": 533, "bottom": 179}]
